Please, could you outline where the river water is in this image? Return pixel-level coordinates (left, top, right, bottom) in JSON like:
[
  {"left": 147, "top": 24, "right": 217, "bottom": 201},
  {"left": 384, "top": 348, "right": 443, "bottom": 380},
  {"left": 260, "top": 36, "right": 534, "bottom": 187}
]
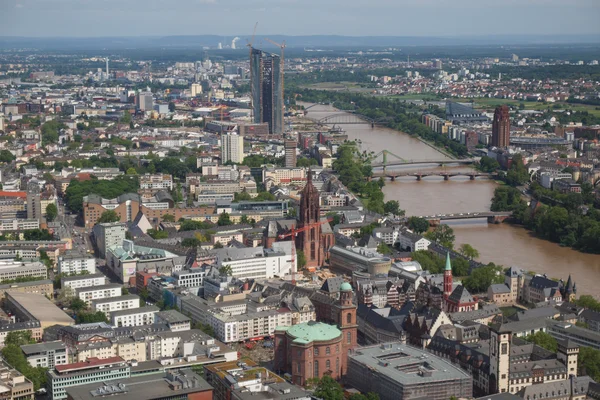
[{"left": 304, "top": 104, "right": 600, "bottom": 297}]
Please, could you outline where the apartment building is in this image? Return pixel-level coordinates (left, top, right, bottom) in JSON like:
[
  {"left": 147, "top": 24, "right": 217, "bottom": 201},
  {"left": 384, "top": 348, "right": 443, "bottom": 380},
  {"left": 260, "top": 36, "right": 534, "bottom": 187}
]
[
  {"left": 0, "top": 321, "right": 42, "bottom": 347},
  {"left": 61, "top": 274, "right": 107, "bottom": 291},
  {"left": 75, "top": 284, "right": 122, "bottom": 305},
  {"left": 0, "top": 260, "right": 47, "bottom": 282},
  {"left": 111, "top": 306, "right": 159, "bottom": 328},
  {"left": 0, "top": 359, "right": 34, "bottom": 400},
  {"left": 90, "top": 295, "right": 140, "bottom": 317},
  {"left": 154, "top": 310, "right": 191, "bottom": 332},
  {"left": 21, "top": 341, "right": 68, "bottom": 369},
  {"left": 57, "top": 252, "right": 96, "bottom": 275},
  {"left": 0, "top": 279, "right": 53, "bottom": 300},
  {"left": 139, "top": 174, "right": 173, "bottom": 191},
  {"left": 174, "top": 267, "right": 207, "bottom": 289}
]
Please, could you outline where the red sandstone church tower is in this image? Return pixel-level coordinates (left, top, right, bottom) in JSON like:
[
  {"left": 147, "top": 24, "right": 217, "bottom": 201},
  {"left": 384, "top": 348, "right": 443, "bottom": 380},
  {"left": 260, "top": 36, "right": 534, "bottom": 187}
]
[{"left": 297, "top": 172, "right": 325, "bottom": 269}]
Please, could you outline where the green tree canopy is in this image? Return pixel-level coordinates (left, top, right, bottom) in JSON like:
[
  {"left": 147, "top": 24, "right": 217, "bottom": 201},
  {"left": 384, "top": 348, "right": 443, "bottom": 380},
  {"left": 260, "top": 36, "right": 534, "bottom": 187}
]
[
  {"left": 98, "top": 210, "right": 120, "bottom": 223},
  {"left": 313, "top": 376, "right": 344, "bottom": 400},
  {"left": 45, "top": 203, "right": 58, "bottom": 222},
  {"left": 407, "top": 216, "right": 430, "bottom": 234},
  {"left": 425, "top": 224, "right": 455, "bottom": 249}
]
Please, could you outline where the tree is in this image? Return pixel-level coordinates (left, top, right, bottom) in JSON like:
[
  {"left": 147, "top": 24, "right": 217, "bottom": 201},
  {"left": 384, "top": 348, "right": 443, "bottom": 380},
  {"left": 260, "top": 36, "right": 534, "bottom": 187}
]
[
  {"left": 462, "top": 263, "right": 504, "bottom": 293},
  {"left": 377, "top": 242, "right": 392, "bottom": 255},
  {"left": 459, "top": 243, "right": 479, "bottom": 260},
  {"left": 579, "top": 346, "right": 600, "bottom": 382},
  {"left": 477, "top": 156, "right": 500, "bottom": 173},
  {"left": 217, "top": 212, "right": 233, "bottom": 226},
  {"left": 147, "top": 229, "right": 169, "bottom": 239},
  {"left": 297, "top": 250, "right": 307, "bottom": 269},
  {"left": 213, "top": 241, "right": 224, "bottom": 249},
  {"left": 69, "top": 298, "right": 87, "bottom": 312},
  {"left": 46, "top": 203, "right": 58, "bottom": 222},
  {"left": 162, "top": 214, "right": 175, "bottom": 222},
  {"left": 0, "top": 150, "right": 15, "bottom": 163},
  {"left": 384, "top": 200, "right": 404, "bottom": 216},
  {"left": 313, "top": 376, "right": 344, "bottom": 400},
  {"left": 23, "top": 229, "right": 54, "bottom": 241},
  {"left": 181, "top": 238, "right": 201, "bottom": 247},
  {"left": 126, "top": 167, "right": 137, "bottom": 175},
  {"left": 179, "top": 220, "right": 213, "bottom": 231},
  {"left": 194, "top": 322, "right": 216, "bottom": 337},
  {"left": 76, "top": 311, "right": 109, "bottom": 324},
  {"left": 98, "top": 210, "right": 120, "bottom": 223},
  {"left": 425, "top": 224, "right": 455, "bottom": 249},
  {"left": 524, "top": 331, "right": 558, "bottom": 352},
  {"left": 219, "top": 265, "right": 233, "bottom": 276},
  {"left": 407, "top": 216, "right": 429, "bottom": 234},
  {"left": 505, "top": 154, "right": 529, "bottom": 186},
  {"left": 4, "top": 331, "right": 35, "bottom": 347}
]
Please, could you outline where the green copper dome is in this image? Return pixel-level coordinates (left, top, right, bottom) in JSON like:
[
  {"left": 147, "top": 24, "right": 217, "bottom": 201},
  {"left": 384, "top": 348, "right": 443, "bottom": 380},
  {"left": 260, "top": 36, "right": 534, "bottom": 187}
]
[
  {"left": 283, "top": 321, "right": 342, "bottom": 344},
  {"left": 340, "top": 282, "right": 352, "bottom": 291}
]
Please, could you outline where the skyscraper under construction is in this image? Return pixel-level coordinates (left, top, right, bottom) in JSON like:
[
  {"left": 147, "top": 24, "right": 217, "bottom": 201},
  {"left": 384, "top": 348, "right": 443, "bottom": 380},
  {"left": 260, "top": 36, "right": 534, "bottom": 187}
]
[{"left": 250, "top": 48, "right": 283, "bottom": 134}]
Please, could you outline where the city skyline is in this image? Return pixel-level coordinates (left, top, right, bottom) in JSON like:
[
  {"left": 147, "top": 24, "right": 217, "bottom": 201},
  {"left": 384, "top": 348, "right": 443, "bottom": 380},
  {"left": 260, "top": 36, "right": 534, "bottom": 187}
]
[{"left": 2, "top": 0, "right": 600, "bottom": 38}]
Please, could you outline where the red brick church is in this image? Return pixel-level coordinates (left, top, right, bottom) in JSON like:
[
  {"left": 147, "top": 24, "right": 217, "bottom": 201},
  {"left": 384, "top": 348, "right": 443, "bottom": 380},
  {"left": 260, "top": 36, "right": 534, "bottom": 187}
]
[{"left": 264, "top": 172, "right": 334, "bottom": 269}]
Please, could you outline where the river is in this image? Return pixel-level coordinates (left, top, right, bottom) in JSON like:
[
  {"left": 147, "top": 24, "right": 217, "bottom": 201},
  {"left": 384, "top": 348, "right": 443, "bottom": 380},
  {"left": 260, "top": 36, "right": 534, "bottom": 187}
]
[{"left": 304, "top": 103, "right": 600, "bottom": 297}]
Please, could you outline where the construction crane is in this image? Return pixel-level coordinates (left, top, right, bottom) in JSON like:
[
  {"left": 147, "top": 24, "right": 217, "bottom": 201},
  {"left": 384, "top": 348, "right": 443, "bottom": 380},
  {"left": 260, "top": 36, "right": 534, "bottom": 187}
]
[
  {"left": 277, "top": 218, "right": 332, "bottom": 285},
  {"left": 265, "top": 38, "right": 286, "bottom": 130}
]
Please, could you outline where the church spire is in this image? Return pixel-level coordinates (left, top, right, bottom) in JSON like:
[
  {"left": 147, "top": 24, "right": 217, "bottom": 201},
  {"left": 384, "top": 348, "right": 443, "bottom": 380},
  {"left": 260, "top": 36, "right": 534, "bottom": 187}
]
[
  {"left": 445, "top": 252, "right": 452, "bottom": 271},
  {"left": 443, "top": 252, "right": 453, "bottom": 300}
]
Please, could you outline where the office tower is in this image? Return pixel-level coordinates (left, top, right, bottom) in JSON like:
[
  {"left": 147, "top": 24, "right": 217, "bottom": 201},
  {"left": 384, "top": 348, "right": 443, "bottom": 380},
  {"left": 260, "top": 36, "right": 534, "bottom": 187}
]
[
  {"left": 250, "top": 48, "right": 283, "bottom": 134},
  {"left": 137, "top": 92, "right": 153, "bottom": 111},
  {"left": 492, "top": 105, "right": 511, "bottom": 148},
  {"left": 434, "top": 59, "right": 443, "bottom": 69},
  {"left": 106, "top": 58, "right": 109, "bottom": 76},
  {"left": 190, "top": 83, "right": 203, "bottom": 97},
  {"left": 26, "top": 182, "right": 42, "bottom": 221},
  {"left": 221, "top": 132, "right": 244, "bottom": 164},
  {"left": 284, "top": 140, "right": 297, "bottom": 168}
]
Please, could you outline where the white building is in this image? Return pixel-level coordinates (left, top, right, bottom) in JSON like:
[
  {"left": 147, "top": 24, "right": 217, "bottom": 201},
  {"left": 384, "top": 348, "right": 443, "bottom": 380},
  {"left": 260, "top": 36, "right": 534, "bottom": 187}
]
[
  {"left": 174, "top": 268, "right": 206, "bottom": 289},
  {"left": 111, "top": 306, "right": 159, "bottom": 327},
  {"left": 139, "top": 174, "right": 173, "bottom": 191},
  {"left": 61, "top": 274, "right": 107, "bottom": 290},
  {"left": 75, "top": 284, "right": 122, "bottom": 305},
  {"left": 210, "top": 241, "right": 295, "bottom": 280},
  {"left": 93, "top": 222, "right": 126, "bottom": 258},
  {"left": 91, "top": 295, "right": 140, "bottom": 317},
  {"left": 20, "top": 341, "right": 68, "bottom": 369},
  {"left": 221, "top": 132, "right": 244, "bottom": 164},
  {"left": 0, "top": 260, "right": 47, "bottom": 282},
  {"left": 57, "top": 253, "right": 96, "bottom": 275}
]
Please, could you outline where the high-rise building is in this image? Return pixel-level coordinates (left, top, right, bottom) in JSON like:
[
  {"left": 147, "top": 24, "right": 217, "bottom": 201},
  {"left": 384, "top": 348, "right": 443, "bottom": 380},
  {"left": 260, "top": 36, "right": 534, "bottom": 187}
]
[
  {"left": 191, "top": 83, "right": 203, "bottom": 97},
  {"left": 250, "top": 48, "right": 283, "bottom": 134},
  {"left": 284, "top": 140, "right": 297, "bottom": 168},
  {"left": 434, "top": 59, "right": 443, "bottom": 69},
  {"left": 26, "top": 182, "right": 42, "bottom": 221},
  {"left": 492, "top": 105, "right": 510, "bottom": 148},
  {"left": 136, "top": 92, "right": 153, "bottom": 111},
  {"left": 221, "top": 132, "right": 244, "bottom": 164},
  {"left": 92, "top": 222, "right": 126, "bottom": 259}
]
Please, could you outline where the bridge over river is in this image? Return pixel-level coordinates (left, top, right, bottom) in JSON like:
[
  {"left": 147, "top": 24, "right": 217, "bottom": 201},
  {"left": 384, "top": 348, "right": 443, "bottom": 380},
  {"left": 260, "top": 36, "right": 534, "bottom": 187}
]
[
  {"left": 418, "top": 211, "right": 513, "bottom": 225},
  {"left": 373, "top": 170, "right": 493, "bottom": 181}
]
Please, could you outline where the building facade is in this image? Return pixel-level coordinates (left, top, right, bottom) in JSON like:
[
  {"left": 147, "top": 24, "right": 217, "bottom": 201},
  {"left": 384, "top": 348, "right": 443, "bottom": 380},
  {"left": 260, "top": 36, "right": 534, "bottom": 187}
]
[
  {"left": 492, "top": 105, "right": 510, "bottom": 148},
  {"left": 250, "top": 48, "right": 283, "bottom": 134}
]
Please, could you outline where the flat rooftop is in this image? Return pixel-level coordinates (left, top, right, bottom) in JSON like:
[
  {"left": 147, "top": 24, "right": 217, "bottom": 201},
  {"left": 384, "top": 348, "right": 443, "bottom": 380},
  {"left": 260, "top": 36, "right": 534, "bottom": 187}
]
[
  {"left": 65, "top": 369, "right": 212, "bottom": 400},
  {"left": 6, "top": 292, "right": 74, "bottom": 326},
  {"left": 349, "top": 343, "right": 472, "bottom": 385}
]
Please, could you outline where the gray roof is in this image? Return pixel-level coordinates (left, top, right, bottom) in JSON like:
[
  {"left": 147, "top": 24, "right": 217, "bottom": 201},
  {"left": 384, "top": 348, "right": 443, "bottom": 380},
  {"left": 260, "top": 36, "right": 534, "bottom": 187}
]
[
  {"left": 510, "top": 306, "right": 558, "bottom": 322},
  {"left": 449, "top": 304, "right": 501, "bottom": 323},
  {"left": 75, "top": 284, "right": 122, "bottom": 295},
  {"left": 320, "top": 276, "right": 344, "bottom": 293},
  {"left": 517, "top": 376, "right": 593, "bottom": 399},
  {"left": 90, "top": 294, "right": 140, "bottom": 305},
  {"left": 349, "top": 343, "right": 472, "bottom": 385},
  {"left": 448, "top": 285, "right": 474, "bottom": 304},
  {"left": 61, "top": 273, "right": 106, "bottom": 283},
  {"left": 489, "top": 283, "right": 510, "bottom": 294},
  {"left": 155, "top": 309, "right": 190, "bottom": 324},
  {"left": 21, "top": 340, "right": 66, "bottom": 355},
  {"left": 110, "top": 306, "right": 159, "bottom": 318}
]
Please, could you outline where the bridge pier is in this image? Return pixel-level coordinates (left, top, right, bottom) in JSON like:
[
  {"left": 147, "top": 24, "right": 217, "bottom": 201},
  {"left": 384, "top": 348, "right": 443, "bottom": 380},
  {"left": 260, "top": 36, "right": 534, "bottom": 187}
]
[
  {"left": 443, "top": 175, "right": 449, "bottom": 181},
  {"left": 470, "top": 175, "right": 475, "bottom": 180},
  {"left": 416, "top": 175, "right": 422, "bottom": 181},
  {"left": 390, "top": 176, "right": 395, "bottom": 182}
]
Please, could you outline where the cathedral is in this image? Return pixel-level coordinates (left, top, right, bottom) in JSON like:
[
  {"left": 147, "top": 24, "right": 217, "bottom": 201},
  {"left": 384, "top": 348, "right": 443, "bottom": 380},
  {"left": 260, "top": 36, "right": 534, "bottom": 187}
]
[{"left": 264, "top": 171, "right": 335, "bottom": 270}]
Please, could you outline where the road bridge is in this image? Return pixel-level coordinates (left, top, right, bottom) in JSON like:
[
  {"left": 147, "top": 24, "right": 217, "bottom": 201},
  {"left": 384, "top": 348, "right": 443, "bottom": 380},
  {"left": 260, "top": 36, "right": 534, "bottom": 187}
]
[
  {"left": 373, "top": 171, "right": 493, "bottom": 181},
  {"left": 418, "top": 211, "right": 512, "bottom": 225}
]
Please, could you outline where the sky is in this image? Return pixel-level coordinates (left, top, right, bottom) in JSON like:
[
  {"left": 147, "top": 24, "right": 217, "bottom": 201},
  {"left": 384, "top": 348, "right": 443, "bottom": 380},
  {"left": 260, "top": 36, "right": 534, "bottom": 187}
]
[{"left": 2, "top": 0, "right": 600, "bottom": 37}]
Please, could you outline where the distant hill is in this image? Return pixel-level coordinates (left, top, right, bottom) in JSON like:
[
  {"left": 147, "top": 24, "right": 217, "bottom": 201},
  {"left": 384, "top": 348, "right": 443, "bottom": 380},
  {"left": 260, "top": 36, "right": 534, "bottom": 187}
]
[{"left": 1, "top": 34, "right": 599, "bottom": 50}]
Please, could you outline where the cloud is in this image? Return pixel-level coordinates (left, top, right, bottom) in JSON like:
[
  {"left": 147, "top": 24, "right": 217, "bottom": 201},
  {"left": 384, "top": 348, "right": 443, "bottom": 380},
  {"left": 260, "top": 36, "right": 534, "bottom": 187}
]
[{"left": 15, "top": 2, "right": 24, "bottom": 8}]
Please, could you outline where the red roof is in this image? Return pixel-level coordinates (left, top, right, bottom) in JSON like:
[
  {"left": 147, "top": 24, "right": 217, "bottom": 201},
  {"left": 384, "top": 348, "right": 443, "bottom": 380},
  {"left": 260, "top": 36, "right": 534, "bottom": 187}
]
[
  {"left": 0, "top": 191, "right": 27, "bottom": 199},
  {"left": 55, "top": 356, "right": 125, "bottom": 373}
]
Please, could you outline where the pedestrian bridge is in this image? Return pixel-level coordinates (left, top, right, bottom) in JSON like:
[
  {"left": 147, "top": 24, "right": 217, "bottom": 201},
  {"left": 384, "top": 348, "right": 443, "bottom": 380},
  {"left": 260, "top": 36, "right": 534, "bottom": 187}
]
[
  {"left": 418, "top": 211, "right": 513, "bottom": 225},
  {"left": 372, "top": 171, "right": 493, "bottom": 181}
]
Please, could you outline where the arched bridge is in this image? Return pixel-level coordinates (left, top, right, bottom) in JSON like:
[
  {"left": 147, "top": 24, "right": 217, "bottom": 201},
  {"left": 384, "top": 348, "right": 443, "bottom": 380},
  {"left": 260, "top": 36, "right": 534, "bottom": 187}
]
[
  {"left": 373, "top": 171, "right": 493, "bottom": 181},
  {"left": 369, "top": 150, "right": 479, "bottom": 173},
  {"left": 305, "top": 112, "right": 393, "bottom": 127}
]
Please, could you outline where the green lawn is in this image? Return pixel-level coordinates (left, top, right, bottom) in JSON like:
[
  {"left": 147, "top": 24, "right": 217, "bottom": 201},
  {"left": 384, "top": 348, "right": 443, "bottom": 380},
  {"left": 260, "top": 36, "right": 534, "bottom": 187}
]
[{"left": 468, "top": 97, "right": 600, "bottom": 117}]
